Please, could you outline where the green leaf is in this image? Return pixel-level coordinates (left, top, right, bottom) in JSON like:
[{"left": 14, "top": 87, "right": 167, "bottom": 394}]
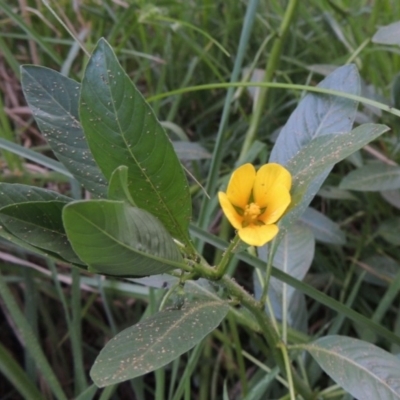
[
  {"left": 257, "top": 223, "right": 314, "bottom": 328},
  {"left": 75, "top": 384, "right": 98, "bottom": 400},
  {"left": 0, "top": 221, "right": 69, "bottom": 264},
  {"left": 63, "top": 200, "right": 184, "bottom": 276},
  {"left": 318, "top": 185, "right": 358, "bottom": 201},
  {"left": 172, "top": 141, "right": 211, "bottom": 160},
  {"left": 0, "top": 183, "right": 71, "bottom": 207},
  {"left": 362, "top": 255, "right": 400, "bottom": 287},
  {"left": 269, "top": 65, "right": 360, "bottom": 239},
  {"left": 90, "top": 299, "right": 229, "bottom": 387},
  {"left": 304, "top": 335, "right": 400, "bottom": 399},
  {"left": 258, "top": 224, "right": 315, "bottom": 304},
  {"left": 381, "top": 190, "right": 400, "bottom": 209},
  {"left": 378, "top": 218, "right": 400, "bottom": 246},
  {"left": 242, "top": 367, "right": 280, "bottom": 400},
  {"left": 0, "top": 201, "right": 83, "bottom": 265},
  {"left": 280, "top": 124, "right": 389, "bottom": 235},
  {"left": 300, "top": 207, "right": 346, "bottom": 245},
  {"left": 286, "top": 291, "right": 308, "bottom": 333},
  {"left": 271, "top": 65, "right": 360, "bottom": 165},
  {"left": 0, "top": 184, "right": 82, "bottom": 265},
  {"left": 372, "top": 21, "right": 400, "bottom": 46},
  {"left": 108, "top": 166, "right": 136, "bottom": 205},
  {"left": 339, "top": 163, "right": 400, "bottom": 191},
  {"left": 21, "top": 65, "right": 108, "bottom": 198},
  {"left": 80, "top": 38, "right": 192, "bottom": 247}
]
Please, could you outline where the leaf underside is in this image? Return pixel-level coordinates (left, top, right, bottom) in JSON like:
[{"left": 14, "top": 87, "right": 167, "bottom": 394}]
[
  {"left": 280, "top": 123, "right": 389, "bottom": 235},
  {"left": 340, "top": 163, "right": 400, "bottom": 192},
  {"left": 268, "top": 65, "right": 361, "bottom": 239},
  {"left": 306, "top": 335, "right": 400, "bottom": 399},
  {"left": 91, "top": 299, "right": 229, "bottom": 387}
]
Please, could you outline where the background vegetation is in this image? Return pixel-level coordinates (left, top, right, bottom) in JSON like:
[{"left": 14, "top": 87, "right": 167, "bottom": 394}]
[{"left": 1, "top": 0, "right": 400, "bottom": 399}]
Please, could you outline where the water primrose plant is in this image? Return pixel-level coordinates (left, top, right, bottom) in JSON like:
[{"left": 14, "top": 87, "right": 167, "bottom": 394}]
[{"left": 2, "top": 35, "right": 400, "bottom": 400}]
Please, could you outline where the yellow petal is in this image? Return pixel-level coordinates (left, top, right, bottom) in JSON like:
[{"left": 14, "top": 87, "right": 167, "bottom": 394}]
[
  {"left": 259, "top": 184, "right": 291, "bottom": 224},
  {"left": 253, "top": 163, "right": 292, "bottom": 207},
  {"left": 226, "top": 163, "right": 256, "bottom": 209},
  {"left": 218, "top": 192, "right": 243, "bottom": 230},
  {"left": 238, "top": 224, "right": 279, "bottom": 247}
]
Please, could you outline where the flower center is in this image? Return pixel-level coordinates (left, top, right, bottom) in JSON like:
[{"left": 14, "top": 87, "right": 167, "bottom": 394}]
[{"left": 242, "top": 202, "right": 262, "bottom": 227}]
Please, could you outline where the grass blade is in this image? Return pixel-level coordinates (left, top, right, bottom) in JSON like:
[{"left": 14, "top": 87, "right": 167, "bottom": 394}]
[
  {"left": 0, "top": 341, "right": 44, "bottom": 400},
  {"left": 0, "top": 270, "right": 68, "bottom": 400}
]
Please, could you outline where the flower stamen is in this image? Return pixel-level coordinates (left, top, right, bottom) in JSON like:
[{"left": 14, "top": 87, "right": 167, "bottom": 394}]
[{"left": 242, "top": 202, "right": 261, "bottom": 227}]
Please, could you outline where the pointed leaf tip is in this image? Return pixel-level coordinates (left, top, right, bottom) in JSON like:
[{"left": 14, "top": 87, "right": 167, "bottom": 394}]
[{"left": 80, "top": 38, "right": 192, "bottom": 247}]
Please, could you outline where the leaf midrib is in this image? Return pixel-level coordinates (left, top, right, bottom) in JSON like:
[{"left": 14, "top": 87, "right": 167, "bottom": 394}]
[
  {"left": 69, "top": 207, "right": 185, "bottom": 270},
  {"left": 344, "top": 169, "right": 400, "bottom": 186},
  {"left": 102, "top": 50, "right": 189, "bottom": 245},
  {"left": 307, "top": 343, "right": 400, "bottom": 397},
  {"left": 99, "top": 300, "right": 227, "bottom": 380},
  {"left": 26, "top": 69, "right": 81, "bottom": 127},
  {"left": 0, "top": 206, "right": 67, "bottom": 237}
]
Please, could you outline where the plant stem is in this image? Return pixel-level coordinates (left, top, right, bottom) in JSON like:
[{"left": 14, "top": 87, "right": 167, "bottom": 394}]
[
  {"left": 238, "top": 0, "right": 299, "bottom": 162},
  {"left": 219, "top": 275, "right": 315, "bottom": 399},
  {"left": 159, "top": 283, "right": 179, "bottom": 311},
  {"left": 220, "top": 275, "right": 282, "bottom": 358},
  {"left": 214, "top": 235, "right": 241, "bottom": 279},
  {"left": 190, "top": 232, "right": 311, "bottom": 396},
  {"left": 192, "top": 235, "right": 240, "bottom": 280},
  {"left": 186, "top": 254, "right": 314, "bottom": 398},
  {"left": 260, "top": 238, "right": 278, "bottom": 307},
  {"left": 278, "top": 342, "right": 296, "bottom": 400}
]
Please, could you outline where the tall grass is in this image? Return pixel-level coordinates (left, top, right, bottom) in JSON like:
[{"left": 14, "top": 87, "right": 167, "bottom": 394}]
[{"left": 1, "top": 0, "right": 400, "bottom": 398}]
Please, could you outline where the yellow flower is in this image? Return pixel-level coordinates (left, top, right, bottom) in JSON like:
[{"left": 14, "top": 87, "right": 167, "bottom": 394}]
[{"left": 218, "top": 163, "right": 292, "bottom": 247}]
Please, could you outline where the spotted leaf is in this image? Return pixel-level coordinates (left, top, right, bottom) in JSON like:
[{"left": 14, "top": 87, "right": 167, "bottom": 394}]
[{"left": 91, "top": 298, "right": 229, "bottom": 386}]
